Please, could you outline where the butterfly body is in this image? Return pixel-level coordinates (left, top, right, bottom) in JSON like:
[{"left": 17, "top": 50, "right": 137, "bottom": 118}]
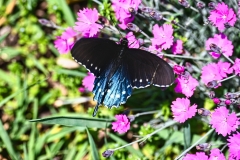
[{"left": 71, "top": 38, "right": 175, "bottom": 116}]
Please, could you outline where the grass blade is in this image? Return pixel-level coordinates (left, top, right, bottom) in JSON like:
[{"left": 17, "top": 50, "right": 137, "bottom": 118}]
[
  {"left": 86, "top": 128, "right": 100, "bottom": 160},
  {"left": 30, "top": 116, "right": 112, "bottom": 128},
  {"left": 0, "top": 120, "right": 19, "bottom": 160}
]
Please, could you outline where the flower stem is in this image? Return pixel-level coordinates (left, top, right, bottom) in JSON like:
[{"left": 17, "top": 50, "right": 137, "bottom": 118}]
[
  {"left": 134, "top": 110, "right": 160, "bottom": 117},
  {"left": 218, "top": 74, "right": 237, "bottom": 83},
  {"left": 110, "top": 120, "right": 176, "bottom": 151},
  {"left": 175, "top": 129, "right": 214, "bottom": 160},
  {"left": 222, "top": 54, "right": 234, "bottom": 64},
  {"left": 162, "top": 53, "right": 210, "bottom": 61}
]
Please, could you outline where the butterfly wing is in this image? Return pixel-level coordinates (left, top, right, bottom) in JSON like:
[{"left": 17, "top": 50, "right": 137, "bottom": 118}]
[
  {"left": 124, "top": 48, "right": 175, "bottom": 88},
  {"left": 93, "top": 60, "right": 132, "bottom": 109},
  {"left": 71, "top": 38, "right": 120, "bottom": 77}
]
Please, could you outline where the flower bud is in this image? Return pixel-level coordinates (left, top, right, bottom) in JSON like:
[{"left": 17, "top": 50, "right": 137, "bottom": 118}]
[
  {"left": 208, "top": 2, "right": 216, "bottom": 10},
  {"left": 212, "top": 98, "right": 220, "bottom": 104},
  {"left": 150, "top": 10, "right": 163, "bottom": 21},
  {"left": 127, "top": 23, "right": 140, "bottom": 32},
  {"left": 225, "top": 99, "right": 231, "bottom": 105},
  {"left": 225, "top": 93, "right": 239, "bottom": 99},
  {"left": 178, "top": 0, "right": 190, "bottom": 8},
  {"left": 197, "top": 108, "right": 211, "bottom": 116},
  {"left": 102, "top": 150, "right": 114, "bottom": 157},
  {"left": 209, "top": 43, "right": 222, "bottom": 54},
  {"left": 196, "top": 1, "right": 205, "bottom": 9},
  {"left": 207, "top": 80, "right": 219, "bottom": 88},
  {"left": 128, "top": 115, "right": 135, "bottom": 122},
  {"left": 209, "top": 91, "right": 215, "bottom": 99},
  {"left": 196, "top": 143, "right": 211, "bottom": 151},
  {"left": 139, "top": 6, "right": 154, "bottom": 13},
  {"left": 128, "top": 7, "right": 137, "bottom": 14}
]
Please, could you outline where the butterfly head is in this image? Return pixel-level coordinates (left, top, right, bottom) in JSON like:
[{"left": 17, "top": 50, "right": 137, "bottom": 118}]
[{"left": 120, "top": 38, "right": 129, "bottom": 47}]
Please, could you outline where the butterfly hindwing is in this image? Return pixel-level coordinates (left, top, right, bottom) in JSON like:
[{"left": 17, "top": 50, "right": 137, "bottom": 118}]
[
  {"left": 71, "top": 38, "right": 121, "bottom": 77},
  {"left": 124, "top": 48, "right": 175, "bottom": 88},
  {"left": 93, "top": 60, "right": 132, "bottom": 108}
]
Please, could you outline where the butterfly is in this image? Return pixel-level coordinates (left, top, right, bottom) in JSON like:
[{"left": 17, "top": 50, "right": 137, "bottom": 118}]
[{"left": 71, "top": 37, "right": 175, "bottom": 116}]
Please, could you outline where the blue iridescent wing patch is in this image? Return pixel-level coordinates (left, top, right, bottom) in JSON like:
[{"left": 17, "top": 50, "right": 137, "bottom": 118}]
[{"left": 92, "top": 61, "right": 132, "bottom": 116}]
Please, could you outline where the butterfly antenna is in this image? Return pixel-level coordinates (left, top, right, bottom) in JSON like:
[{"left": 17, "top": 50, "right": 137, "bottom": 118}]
[{"left": 92, "top": 103, "right": 100, "bottom": 117}]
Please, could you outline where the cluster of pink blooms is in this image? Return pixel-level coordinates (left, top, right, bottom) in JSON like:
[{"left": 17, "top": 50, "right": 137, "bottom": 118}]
[{"left": 52, "top": 0, "right": 240, "bottom": 158}]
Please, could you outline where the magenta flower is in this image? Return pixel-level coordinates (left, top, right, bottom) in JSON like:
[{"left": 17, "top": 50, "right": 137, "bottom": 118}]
[
  {"left": 126, "top": 32, "right": 140, "bottom": 48},
  {"left": 74, "top": 8, "right": 103, "bottom": 37},
  {"left": 171, "top": 98, "right": 197, "bottom": 123},
  {"left": 201, "top": 63, "right": 223, "bottom": 86},
  {"left": 205, "top": 33, "right": 233, "bottom": 59},
  {"left": 232, "top": 58, "right": 240, "bottom": 76},
  {"left": 218, "top": 61, "right": 233, "bottom": 78},
  {"left": 82, "top": 72, "right": 95, "bottom": 91},
  {"left": 210, "top": 106, "right": 239, "bottom": 137},
  {"left": 54, "top": 27, "right": 77, "bottom": 54},
  {"left": 172, "top": 40, "right": 183, "bottom": 54},
  {"left": 209, "top": 148, "right": 226, "bottom": 160},
  {"left": 151, "top": 24, "right": 174, "bottom": 51},
  {"left": 208, "top": 2, "right": 237, "bottom": 31},
  {"left": 183, "top": 152, "right": 209, "bottom": 160},
  {"left": 112, "top": 0, "right": 141, "bottom": 29},
  {"left": 112, "top": 114, "right": 130, "bottom": 134},
  {"left": 173, "top": 65, "right": 185, "bottom": 75},
  {"left": 228, "top": 132, "right": 240, "bottom": 160},
  {"left": 174, "top": 75, "right": 198, "bottom": 97}
]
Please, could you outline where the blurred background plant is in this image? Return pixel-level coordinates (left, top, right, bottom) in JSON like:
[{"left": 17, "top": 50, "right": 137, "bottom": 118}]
[{"left": 0, "top": 0, "right": 239, "bottom": 159}]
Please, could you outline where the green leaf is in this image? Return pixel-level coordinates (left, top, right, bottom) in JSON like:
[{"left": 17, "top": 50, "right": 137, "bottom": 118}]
[
  {"left": 30, "top": 116, "right": 113, "bottom": 128},
  {"left": 86, "top": 128, "right": 100, "bottom": 160},
  {"left": 183, "top": 122, "right": 191, "bottom": 149},
  {"left": 0, "top": 120, "right": 19, "bottom": 160}
]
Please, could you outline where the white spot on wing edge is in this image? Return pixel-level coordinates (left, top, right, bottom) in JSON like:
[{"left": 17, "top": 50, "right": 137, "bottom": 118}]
[{"left": 72, "top": 57, "right": 96, "bottom": 76}]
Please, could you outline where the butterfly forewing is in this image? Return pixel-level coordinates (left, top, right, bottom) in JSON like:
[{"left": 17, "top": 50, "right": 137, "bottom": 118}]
[
  {"left": 124, "top": 48, "right": 175, "bottom": 88},
  {"left": 71, "top": 38, "right": 121, "bottom": 77}
]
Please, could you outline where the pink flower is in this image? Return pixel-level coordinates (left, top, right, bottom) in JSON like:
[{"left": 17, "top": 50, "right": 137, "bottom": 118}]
[
  {"left": 173, "top": 65, "right": 185, "bottom": 75},
  {"left": 54, "top": 27, "right": 77, "bottom": 54},
  {"left": 82, "top": 72, "right": 95, "bottom": 91},
  {"left": 217, "top": 61, "right": 233, "bottom": 78},
  {"left": 74, "top": 8, "right": 103, "bottom": 37},
  {"left": 208, "top": 2, "right": 237, "bottom": 31},
  {"left": 151, "top": 24, "right": 174, "bottom": 51},
  {"left": 112, "top": 0, "right": 141, "bottom": 29},
  {"left": 78, "top": 87, "right": 85, "bottom": 93},
  {"left": 201, "top": 63, "right": 223, "bottom": 86},
  {"left": 174, "top": 75, "right": 199, "bottom": 97},
  {"left": 172, "top": 40, "right": 183, "bottom": 54},
  {"left": 171, "top": 98, "right": 197, "bottom": 123},
  {"left": 228, "top": 132, "right": 240, "bottom": 160},
  {"left": 205, "top": 33, "right": 233, "bottom": 59},
  {"left": 126, "top": 32, "right": 141, "bottom": 48},
  {"left": 112, "top": 114, "right": 130, "bottom": 134},
  {"left": 232, "top": 58, "right": 240, "bottom": 76},
  {"left": 210, "top": 106, "right": 239, "bottom": 137},
  {"left": 209, "top": 148, "right": 226, "bottom": 160},
  {"left": 183, "top": 152, "right": 209, "bottom": 160}
]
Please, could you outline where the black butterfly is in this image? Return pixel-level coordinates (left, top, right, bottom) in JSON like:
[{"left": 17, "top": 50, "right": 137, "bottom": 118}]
[{"left": 71, "top": 38, "right": 175, "bottom": 116}]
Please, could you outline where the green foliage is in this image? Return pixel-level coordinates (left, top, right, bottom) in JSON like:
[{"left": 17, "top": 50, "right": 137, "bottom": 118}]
[{"left": 99, "top": 0, "right": 118, "bottom": 25}]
